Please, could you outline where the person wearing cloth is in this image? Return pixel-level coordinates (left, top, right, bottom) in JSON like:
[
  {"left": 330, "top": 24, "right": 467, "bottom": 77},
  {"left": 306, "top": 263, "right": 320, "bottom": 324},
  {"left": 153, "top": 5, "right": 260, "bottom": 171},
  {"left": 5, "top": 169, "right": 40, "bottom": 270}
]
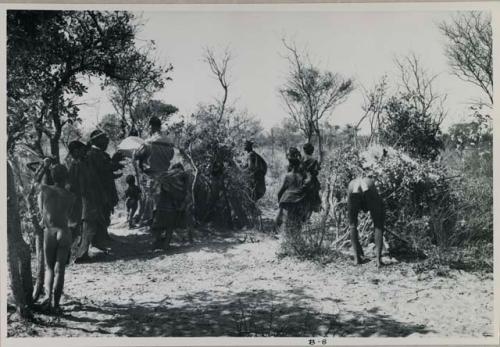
[
  {"left": 124, "top": 174, "right": 141, "bottom": 228},
  {"left": 85, "top": 129, "right": 123, "bottom": 247},
  {"left": 243, "top": 139, "right": 267, "bottom": 202},
  {"left": 301, "top": 142, "right": 322, "bottom": 219},
  {"left": 134, "top": 116, "right": 175, "bottom": 249},
  {"left": 153, "top": 162, "right": 190, "bottom": 250},
  {"left": 275, "top": 147, "right": 307, "bottom": 233}
]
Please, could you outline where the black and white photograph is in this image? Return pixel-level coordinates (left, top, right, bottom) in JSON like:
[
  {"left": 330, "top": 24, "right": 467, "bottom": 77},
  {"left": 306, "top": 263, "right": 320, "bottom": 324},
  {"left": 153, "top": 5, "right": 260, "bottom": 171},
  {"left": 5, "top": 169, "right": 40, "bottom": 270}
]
[{"left": 3, "top": 2, "right": 498, "bottom": 345}]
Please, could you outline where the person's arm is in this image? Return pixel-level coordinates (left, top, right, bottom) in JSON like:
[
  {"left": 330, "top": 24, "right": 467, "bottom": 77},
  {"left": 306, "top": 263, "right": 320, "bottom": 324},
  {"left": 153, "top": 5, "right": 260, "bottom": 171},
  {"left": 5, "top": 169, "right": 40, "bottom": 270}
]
[
  {"left": 277, "top": 176, "right": 289, "bottom": 202},
  {"left": 134, "top": 143, "right": 150, "bottom": 173},
  {"left": 34, "top": 158, "right": 52, "bottom": 185}
]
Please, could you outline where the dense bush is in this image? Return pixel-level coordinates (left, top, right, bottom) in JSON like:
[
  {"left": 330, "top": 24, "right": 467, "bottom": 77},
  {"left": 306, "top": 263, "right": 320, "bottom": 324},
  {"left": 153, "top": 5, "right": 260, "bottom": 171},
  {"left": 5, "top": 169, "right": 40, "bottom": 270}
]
[
  {"left": 170, "top": 105, "right": 262, "bottom": 229},
  {"left": 379, "top": 95, "right": 444, "bottom": 161},
  {"left": 280, "top": 143, "right": 475, "bottom": 260}
]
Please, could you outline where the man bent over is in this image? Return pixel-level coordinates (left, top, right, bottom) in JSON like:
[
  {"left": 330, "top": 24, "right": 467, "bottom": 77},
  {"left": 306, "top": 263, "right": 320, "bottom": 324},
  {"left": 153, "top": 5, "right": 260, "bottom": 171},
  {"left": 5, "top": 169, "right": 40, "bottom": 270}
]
[{"left": 347, "top": 177, "right": 385, "bottom": 267}]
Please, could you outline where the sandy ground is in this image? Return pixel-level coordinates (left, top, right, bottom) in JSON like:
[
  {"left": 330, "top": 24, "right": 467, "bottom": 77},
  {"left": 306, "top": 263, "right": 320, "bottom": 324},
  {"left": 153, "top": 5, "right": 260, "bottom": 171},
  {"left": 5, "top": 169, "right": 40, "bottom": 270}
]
[{"left": 7, "top": 212, "right": 494, "bottom": 338}]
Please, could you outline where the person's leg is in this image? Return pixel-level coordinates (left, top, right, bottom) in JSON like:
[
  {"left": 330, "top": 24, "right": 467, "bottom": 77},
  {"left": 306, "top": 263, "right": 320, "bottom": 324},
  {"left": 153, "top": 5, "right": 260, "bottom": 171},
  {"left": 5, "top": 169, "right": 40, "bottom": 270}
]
[
  {"left": 42, "top": 228, "right": 57, "bottom": 309},
  {"left": 53, "top": 231, "right": 71, "bottom": 312},
  {"left": 129, "top": 201, "right": 138, "bottom": 227},
  {"left": 74, "top": 220, "right": 95, "bottom": 262},
  {"left": 348, "top": 194, "right": 363, "bottom": 265},
  {"left": 368, "top": 191, "right": 385, "bottom": 267}
]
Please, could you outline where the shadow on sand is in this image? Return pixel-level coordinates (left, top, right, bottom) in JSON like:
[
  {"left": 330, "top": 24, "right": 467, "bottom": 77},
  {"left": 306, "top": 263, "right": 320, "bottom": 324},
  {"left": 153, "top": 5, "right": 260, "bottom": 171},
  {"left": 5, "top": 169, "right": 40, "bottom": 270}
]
[{"left": 49, "top": 288, "right": 434, "bottom": 337}]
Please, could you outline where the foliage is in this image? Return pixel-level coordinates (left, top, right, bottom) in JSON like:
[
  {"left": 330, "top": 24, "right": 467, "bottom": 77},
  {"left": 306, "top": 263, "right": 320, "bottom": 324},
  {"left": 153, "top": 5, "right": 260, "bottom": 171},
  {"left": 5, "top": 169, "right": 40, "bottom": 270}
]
[
  {"left": 379, "top": 95, "right": 444, "bottom": 160},
  {"left": 171, "top": 105, "right": 263, "bottom": 228},
  {"left": 447, "top": 108, "right": 492, "bottom": 151},
  {"left": 107, "top": 42, "right": 173, "bottom": 136},
  {"left": 7, "top": 10, "right": 164, "bottom": 160},
  {"left": 279, "top": 39, "right": 354, "bottom": 160},
  {"left": 98, "top": 113, "right": 123, "bottom": 146},
  {"left": 131, "top": 100, "right": 178, "bottom": 137},
  {"left": 439, "top": 11, "right": 493, "bottom": 106}
]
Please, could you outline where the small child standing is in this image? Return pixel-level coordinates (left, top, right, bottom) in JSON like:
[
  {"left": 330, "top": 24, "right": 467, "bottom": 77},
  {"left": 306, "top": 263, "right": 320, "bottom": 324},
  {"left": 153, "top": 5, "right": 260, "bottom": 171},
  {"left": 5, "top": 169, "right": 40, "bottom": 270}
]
[{"left": 124, "top": 175, "right": 141, "bottom": 228}]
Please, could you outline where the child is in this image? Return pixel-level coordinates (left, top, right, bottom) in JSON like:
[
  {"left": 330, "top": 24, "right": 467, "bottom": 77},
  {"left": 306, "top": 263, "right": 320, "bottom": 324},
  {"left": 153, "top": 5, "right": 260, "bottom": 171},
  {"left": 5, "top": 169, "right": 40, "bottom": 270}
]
[
  {"left": 302, "top": 143, "right": 322, "bottom": 219},
  {"left": 37, "top": 159, "right": 76, "bottom": 314},
  {"left": 124, "top": 174, "right": 141, "bottom": 228}
]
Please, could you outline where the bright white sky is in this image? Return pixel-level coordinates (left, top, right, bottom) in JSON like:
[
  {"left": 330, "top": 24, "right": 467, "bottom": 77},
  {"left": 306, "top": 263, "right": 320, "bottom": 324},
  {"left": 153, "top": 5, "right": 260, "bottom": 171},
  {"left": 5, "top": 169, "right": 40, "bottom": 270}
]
[{"left": 78, "top": 10, "right": 485, "bottom": 134}]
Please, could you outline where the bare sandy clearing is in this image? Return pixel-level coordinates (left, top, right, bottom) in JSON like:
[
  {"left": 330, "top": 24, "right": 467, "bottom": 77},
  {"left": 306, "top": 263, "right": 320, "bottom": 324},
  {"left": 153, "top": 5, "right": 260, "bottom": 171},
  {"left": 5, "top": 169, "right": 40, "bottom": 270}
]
[{"left": 7, "top": 214, "right": 494, "bottom": 338}]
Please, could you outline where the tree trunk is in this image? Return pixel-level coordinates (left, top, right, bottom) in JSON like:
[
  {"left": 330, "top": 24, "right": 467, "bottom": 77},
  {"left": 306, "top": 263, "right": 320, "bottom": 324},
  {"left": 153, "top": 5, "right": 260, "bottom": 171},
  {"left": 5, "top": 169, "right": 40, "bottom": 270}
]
[
  {"left": 7, "top": 162, "right": 33, "bottom": 318},
  {"left": 315, "top": 127, "right": 324, "bottom": 163}
]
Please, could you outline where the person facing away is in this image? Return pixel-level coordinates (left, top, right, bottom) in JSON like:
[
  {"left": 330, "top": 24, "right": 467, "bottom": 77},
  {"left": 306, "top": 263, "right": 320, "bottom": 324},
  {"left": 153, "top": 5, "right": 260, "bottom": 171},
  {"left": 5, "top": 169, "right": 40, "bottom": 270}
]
[
  {"left": 347, "top": 176, "right": 385, "bottom": 267},
  {"left": 301, "top": 142, "right": 322, "bottom": 217},
  {"left": 275, "top": 147, "right": 307, "bottom": 231},
  {"left": 243, "top": 139, "right": 267, "bottom": 202},
  {"left": 37, "top": 160, "right": 75, "bottom": 314},
  {"left": 151, "top": 162, "right": 190, "bottom": 250},
  {"left": 134, "top": 116, "right": 175, "bottom": 228},
  {"left": 86, "top": 129, "right": 122, "bottom": 246},
  {"left": 135, "top": 116, "right": 174, "bottom": 177},
  {"left": 134, "top": 116, "right": 176, "bottom": 247},
  {"left": 124, "top": 174, "right": 141, "bottom": 228}
]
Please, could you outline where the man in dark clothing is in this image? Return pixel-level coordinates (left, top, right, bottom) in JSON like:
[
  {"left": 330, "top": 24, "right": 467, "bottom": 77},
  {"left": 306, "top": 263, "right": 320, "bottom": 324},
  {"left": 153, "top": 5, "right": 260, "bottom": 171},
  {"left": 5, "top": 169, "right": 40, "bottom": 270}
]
[
  {"left": 66, "top": 139, "right": 111, "bottom": 263},
  {"left": 244, "top": 140, "right": 267, "bottom": 202},
  {"left": 86, "top": 129, "right": 123, "bottom": 246}
]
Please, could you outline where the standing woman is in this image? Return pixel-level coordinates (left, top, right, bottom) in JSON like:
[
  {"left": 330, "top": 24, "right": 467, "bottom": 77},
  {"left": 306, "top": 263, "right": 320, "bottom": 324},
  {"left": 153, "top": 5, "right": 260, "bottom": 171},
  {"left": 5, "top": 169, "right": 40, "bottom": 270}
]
[{"left": 276, "top": 147, "right": 307, "bottom": 233}]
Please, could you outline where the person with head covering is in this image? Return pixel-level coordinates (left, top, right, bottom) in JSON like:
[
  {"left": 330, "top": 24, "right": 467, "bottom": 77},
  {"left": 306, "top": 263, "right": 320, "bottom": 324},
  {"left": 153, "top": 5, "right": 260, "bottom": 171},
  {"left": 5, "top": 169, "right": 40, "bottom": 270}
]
[
  {"left": 301, "top": 142, "right": 322, "bottom": 219},
  {"left": 275, "top": 147, "right": 307, "bottom": 233},
  {"left": 72, "top": 129, "right": 122, "bottom": 261},
  {"left": 243, "top": 139, "right": 267, "bottom": 202},
  {"left": 134, "top": 116, "right": 176, "bottom": 249}
]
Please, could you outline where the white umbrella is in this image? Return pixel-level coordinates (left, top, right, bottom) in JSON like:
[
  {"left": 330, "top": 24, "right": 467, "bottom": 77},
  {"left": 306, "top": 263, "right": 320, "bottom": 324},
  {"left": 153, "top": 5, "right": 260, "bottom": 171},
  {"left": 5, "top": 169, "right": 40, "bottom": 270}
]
[{"left": 117, "top": 136, "right": 145, "bottom": 158}]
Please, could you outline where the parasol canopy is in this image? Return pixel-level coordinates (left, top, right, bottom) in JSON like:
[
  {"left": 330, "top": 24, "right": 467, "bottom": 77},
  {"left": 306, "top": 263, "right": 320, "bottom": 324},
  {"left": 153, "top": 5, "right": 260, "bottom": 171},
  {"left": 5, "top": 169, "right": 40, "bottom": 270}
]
[{"left": 117, "top": 136, "right": 145, "bottom": 158}]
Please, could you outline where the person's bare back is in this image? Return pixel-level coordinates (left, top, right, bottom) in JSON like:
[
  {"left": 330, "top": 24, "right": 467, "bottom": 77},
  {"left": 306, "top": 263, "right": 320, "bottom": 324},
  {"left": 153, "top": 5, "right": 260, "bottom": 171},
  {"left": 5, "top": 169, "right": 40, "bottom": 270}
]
[
  {"left": 40, "top": 185, "right": 75, "bottom": 231},
  {"left": 37, "top": 163, "right": 75, "bottom": 313}
]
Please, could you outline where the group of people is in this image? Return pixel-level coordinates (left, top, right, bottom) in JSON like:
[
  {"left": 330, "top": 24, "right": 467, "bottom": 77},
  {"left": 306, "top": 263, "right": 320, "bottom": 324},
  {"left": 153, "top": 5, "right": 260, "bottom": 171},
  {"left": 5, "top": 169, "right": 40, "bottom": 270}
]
[
  {"left": 275, "top": 144, "right": 322, "bottom": 230},
  {"left": 33, "top": 115, "right": 385, "bottom": 313},
  {"left": 275, "top": 144, "right": 385, "bottom": 268}
]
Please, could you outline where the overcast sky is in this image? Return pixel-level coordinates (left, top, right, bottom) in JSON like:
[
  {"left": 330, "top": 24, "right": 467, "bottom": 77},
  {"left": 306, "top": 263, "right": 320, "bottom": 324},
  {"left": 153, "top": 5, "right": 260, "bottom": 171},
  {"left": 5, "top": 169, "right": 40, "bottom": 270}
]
[{"left": 77, "top": 10, "right": 484, "bottom": 134}]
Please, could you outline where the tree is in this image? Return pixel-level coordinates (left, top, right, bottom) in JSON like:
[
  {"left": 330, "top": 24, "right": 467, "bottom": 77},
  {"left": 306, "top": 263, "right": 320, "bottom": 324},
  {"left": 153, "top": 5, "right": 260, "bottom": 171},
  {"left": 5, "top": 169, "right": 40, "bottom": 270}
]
[
  {"left": 378, "top": 54, "right": 446, "bottom": 160},
  {"left": 395, "top": 53, "right": 447, "bottom": 124},
  {"left": 204, "top": 47, "right": 232, "bottom": 122},
  {"left": 7, "top": 162, "right": 33, "bottom": 318},
  {"left": 380, "top": 96, "right": 444, "bottom": 160},
  {"left": 279, "top": 40, "right": 354, "bottom": 161},
  {"left": 7, "top": 10, "right": 156, "bottom": 161},
  {"left": 98, "top": 113, "right": 123, "bottom": 147},
  {"left": 131, "top": 99, "right": 178, "bottom": 137},
  {"left": 439, "top": 12, "right": 493, "bottom": 106},
  {"left": 7, "top": 10, "right": 162, "bottom": 304},
  {"left": 355, "top": 76, "right": 389, "bottom": 144},
  {"left": 108, "top": 42, "right": 172, "bottom": 137}
]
